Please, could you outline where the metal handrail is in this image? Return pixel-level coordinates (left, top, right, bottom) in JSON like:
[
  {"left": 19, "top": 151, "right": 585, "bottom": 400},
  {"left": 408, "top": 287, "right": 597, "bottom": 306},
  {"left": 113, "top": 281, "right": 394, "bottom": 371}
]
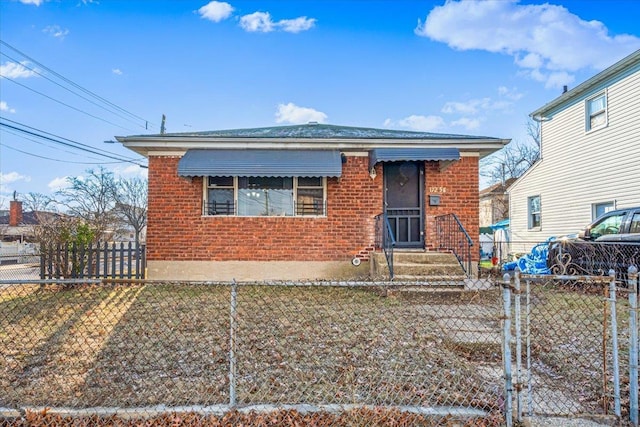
[
  {"left": 435, "top": 213, "right": 473, "bottom": 276},
  {"left": 375, "top": 213, "right": 396, "bottom": 280}
]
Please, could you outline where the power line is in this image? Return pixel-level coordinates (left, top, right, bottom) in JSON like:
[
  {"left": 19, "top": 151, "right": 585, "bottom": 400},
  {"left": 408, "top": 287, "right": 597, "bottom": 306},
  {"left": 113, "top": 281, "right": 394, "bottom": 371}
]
[
  {"left": 1, "top": 51, "right": 149, "bottom": 130},
  {"left": 2, "top": 126, "right": 107, "bottom": 160},
  {"left": 0, "top": 141, "right": 127, "bottom": 165},
  {"left": 0, "top": 39, "right": 157, "bottom": 130},
  {"left": 0, "top": 118, "right": 147, "bottom": 167},
  {"left": 2, "top": 76, "right": 136, "bottom": 131}
]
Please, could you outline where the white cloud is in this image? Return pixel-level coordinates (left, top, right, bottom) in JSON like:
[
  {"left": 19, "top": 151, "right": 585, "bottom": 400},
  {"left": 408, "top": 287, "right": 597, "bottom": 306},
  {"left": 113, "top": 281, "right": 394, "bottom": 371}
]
[
  {"left": 19, "top": 0, "right": 44, "bottom": 5},
  {"left": 442, "top": 97, "right": 510, "bottom": 115},
  {"left": 416, "top": 0, "right": 640, "bottom": 88},
  {"left": 275, "top": 103, "right": 327, "bottom": 124},
  {"left": 43, "top": 25, "right": 70, "bottom": 39},
  {"left": 451, "top": 117, "right": 482, "bottom": 130},
  {"left": 240, "top": 11, "right": 315, "bottom": 33},
  {"left": 240, "top": 12, "right": 275, "bottom": 32},
  {"left": 384, "top": 115, "right": 445, "bottom": 132},
  {"left": 498, "top": 86, "right": 523, "bottom": 101},
  {"left": 198, "top": 1, "right": 234, "bottom": 22},
  {"left": 0, "top": 101, "right": 16, "bottom": 114},
  {"left": 0, "top": 172, "right": 30, "bottom": 186},
  {"left": 112, "top": 68, "right": 123, "bottom": 75},
  {"left": 112, "top": 164, "right": 148, "bottom": 179},
  {"left": 277, "top": 16, "right": 316, "bottom": 33},
  {"left": 48, "top": 176, "right": 70, "bottom": 192},
  {"left": 0, "top": 61, "right": 39, "bottom": 79}
]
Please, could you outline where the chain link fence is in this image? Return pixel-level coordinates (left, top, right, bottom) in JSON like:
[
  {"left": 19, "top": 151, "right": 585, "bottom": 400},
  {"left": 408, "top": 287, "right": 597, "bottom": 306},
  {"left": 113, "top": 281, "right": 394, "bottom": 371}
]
[
  {"left": 502, "top": 269, "right": 639, "bottom": 427},
  {"left": 1, "top": 278, "right": 507, "bottom": 426}
]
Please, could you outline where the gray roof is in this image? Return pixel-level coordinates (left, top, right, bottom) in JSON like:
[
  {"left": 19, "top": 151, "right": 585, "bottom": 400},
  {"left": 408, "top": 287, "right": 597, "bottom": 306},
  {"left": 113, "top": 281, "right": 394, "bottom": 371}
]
[{"left": 126, "top": 123, "right": 498, "bottom": 141}]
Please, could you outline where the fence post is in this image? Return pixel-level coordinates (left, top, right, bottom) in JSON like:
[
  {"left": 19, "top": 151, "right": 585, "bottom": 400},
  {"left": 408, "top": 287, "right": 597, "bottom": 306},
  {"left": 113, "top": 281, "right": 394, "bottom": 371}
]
[
  {"left": 502, "top": 272, "right": 513, "bottom": 427},
  {"left": 514, "top": 268, "right": 523, "bottom": 423},
  {"left": 229, "top": 279, "right": 238, "bottom": 407},
  {"left": 629, "top": 265, "right": 639, "bottom": 426},
  {"left": 525, "top": 277, "right": 533, "bottom": 417},
  {"left": 608, "top": 269, "right": 621, "bottom": 418}
]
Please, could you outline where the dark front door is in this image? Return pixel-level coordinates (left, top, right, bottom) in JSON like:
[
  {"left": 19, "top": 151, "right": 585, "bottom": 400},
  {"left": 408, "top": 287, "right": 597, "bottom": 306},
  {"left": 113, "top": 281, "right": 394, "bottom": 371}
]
[{"left": 384, "top": 161, "right": 424, "bottom": 248}]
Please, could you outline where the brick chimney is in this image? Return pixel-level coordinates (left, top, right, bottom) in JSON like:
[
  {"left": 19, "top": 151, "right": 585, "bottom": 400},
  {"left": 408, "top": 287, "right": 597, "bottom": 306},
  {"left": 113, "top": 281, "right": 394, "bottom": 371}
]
[{"left": 9, "top": 200, "right": 23, "bottom": 227}]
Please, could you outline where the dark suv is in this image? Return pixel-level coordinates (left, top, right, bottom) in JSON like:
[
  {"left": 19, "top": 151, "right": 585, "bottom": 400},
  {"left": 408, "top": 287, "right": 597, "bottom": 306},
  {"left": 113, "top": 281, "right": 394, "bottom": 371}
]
[{"left": 547, "top": 207, "right": 640, "bottom": 278}]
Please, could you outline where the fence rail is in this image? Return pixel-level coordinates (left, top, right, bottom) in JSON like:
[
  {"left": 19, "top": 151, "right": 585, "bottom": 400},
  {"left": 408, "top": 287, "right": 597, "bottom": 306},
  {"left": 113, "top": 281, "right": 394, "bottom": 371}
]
[
  {"left": 39, "top": 242, "right": 146, "bottom": 280},
  {"left": 1, "top": 268, "right": 639, "bottom": 425}
]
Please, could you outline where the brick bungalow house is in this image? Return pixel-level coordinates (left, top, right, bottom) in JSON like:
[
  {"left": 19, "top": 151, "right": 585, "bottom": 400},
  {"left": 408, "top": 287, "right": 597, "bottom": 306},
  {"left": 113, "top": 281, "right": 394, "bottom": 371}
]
[{"left": 116, "top": 123, "right": 508, "bottom": 281}]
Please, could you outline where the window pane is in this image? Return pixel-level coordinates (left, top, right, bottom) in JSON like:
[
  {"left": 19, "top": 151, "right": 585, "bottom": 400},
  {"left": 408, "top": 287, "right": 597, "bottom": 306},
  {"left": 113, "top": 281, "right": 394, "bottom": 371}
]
[
  {"left": 296, "top": 188, "right": 323, "bottom": 215},
  {"left": 238, "top": 177, "right": 293, "bottom": 190},
  {"left": 298, "top": 177, "right": 322, "bottom": 187},
  {"left": 588, "top": 95, "right": 606, "bottom": 114},
  {"left": 238, "top": 177, "right": 293, "bottom": 216},
  {"left": 207, "top": 189, "right": 234, "bottom": 215},
  {"left": 590, "top": 112, "right": 606, "bottom": 129},
  {"left": 531, "top": 213, "right": 541, "bottom": 228},
  {"left": 590, "top": 212, "right": 624, "bottom": 239},
  {"left": 594, "top": 202, "right": 614, "bottom": 220},
  {"left": 528, "top": 196, "right": 541, "bottom": 229},
  {"left": 630, "top": 213, "right": 640, "bottom": 234},
  {"left": 208, "top": 176, "right": 233, "bottom": 187}
]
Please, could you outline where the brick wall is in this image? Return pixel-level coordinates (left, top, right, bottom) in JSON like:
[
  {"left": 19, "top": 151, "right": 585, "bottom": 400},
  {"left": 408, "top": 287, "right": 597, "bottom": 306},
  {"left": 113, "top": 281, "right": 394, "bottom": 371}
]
[
  {"left": 424, "top": 156, "right": 480, "bottom": 261},
  {"left": 147, "top": 155, "right": 479, "bottom": 262},
  {"left": 147, "top": 156, "right": 383, "bottom": 262}
]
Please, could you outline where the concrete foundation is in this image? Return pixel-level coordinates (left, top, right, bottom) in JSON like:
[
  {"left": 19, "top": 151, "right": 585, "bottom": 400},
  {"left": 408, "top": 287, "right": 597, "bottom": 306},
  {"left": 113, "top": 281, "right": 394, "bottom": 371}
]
[{"left": 146, "top": 260, "right": 371, "bottom": 281}]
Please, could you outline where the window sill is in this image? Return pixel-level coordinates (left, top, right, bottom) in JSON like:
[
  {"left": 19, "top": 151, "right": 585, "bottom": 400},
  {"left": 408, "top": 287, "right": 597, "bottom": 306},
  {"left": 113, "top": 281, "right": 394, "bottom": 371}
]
[{"left": 528, "top": 227, "right": 542, "bottom": 232}]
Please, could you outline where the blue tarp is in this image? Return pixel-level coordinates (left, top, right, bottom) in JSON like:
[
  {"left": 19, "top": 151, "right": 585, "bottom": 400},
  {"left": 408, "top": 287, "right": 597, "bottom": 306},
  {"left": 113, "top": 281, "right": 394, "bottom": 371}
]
[
  {"left": 489, "top": 219, "right": 510, "bottom": 230},
  {"left": 503, "top": 238, "right": 553, "bottom": 274}
]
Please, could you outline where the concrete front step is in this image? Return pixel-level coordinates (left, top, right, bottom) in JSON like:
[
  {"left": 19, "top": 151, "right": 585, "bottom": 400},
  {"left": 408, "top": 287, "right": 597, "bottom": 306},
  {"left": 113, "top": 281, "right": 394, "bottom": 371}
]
[
  {"left": 371, "top": 251, "right": 467, "bottom": 280},
  {"left": 392, "top": 252, "right": 458, "bottom": 264},
  {"left": 393, "top": 262, "right": 463, "bottom": 276}
]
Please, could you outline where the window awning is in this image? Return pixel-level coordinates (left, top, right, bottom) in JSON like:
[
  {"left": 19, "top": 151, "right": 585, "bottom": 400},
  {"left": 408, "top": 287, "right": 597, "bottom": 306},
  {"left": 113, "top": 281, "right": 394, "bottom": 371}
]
[
  {"left": 369, "top": 148, "right": 460, "bottom": 170},
  {"left": 177, "top": 149, "right": 342, "bottom": 177}
]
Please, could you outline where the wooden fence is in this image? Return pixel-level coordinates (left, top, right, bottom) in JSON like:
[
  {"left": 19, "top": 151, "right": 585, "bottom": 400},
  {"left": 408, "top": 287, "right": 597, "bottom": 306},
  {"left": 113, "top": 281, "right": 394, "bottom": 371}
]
[{"left": 40, "top": 242, "right": 146, "bottom": 280}]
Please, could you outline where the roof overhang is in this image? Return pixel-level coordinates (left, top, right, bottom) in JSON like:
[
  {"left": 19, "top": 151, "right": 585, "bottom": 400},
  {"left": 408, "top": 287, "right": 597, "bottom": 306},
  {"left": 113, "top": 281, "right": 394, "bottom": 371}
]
[{"left": 116, "top": 135, "right": 509, "bottom": 160}]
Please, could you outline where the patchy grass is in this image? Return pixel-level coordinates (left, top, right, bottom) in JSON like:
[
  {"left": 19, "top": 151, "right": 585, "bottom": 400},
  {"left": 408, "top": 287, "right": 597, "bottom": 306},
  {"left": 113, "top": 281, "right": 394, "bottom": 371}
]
[{"left": 1, "top": 282, "right": 504, "bottom": 417}]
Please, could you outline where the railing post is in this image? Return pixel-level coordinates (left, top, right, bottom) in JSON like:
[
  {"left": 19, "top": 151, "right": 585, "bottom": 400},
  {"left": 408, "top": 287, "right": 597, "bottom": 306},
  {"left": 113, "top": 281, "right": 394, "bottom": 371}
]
[
  {"left": 608, "top": 269, "right": 621, "bottom": 418},
  {"left": 229, "top": 279, "right": 238, "bottom": 407},
  {"left": 502, "top": 272, "right": 513, "bottom": 427},
  {"left": 628, "top": 265, "right": 639, "bottom": 426}
]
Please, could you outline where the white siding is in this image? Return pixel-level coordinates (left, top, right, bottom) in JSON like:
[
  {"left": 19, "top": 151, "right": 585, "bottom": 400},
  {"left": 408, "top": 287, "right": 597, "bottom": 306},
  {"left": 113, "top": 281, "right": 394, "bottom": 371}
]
[{"left": 509, "top": 68, "right": 640, "bottom": 252}]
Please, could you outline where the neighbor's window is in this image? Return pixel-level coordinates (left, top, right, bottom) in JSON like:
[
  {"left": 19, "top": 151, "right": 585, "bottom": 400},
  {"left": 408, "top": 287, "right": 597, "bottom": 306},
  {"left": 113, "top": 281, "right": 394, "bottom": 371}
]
[
  {"left": 205, "top": 176, "right": 327, "bottom": 217},
  {"left": 586, "top": 92, "right": 607, "bottom": 131},
  {"left": 528, "top": 196, "right": 541, "bottom": 229},
  {"left": 592, "top": 201, "right": 615, "bottom": 221}
]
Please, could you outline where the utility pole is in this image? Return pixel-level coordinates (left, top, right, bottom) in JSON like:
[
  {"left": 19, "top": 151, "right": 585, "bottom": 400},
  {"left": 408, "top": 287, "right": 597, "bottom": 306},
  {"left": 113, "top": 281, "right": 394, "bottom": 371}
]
[{"left": 160, "top": 114, "right": 166, "bottom": 134}]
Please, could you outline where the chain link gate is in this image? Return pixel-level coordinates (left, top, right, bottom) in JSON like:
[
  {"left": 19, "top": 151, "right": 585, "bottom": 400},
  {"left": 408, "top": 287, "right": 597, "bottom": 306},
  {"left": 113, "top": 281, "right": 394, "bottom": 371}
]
[{"left": 501, "top": 268, "right": 639, "bottom": 426}]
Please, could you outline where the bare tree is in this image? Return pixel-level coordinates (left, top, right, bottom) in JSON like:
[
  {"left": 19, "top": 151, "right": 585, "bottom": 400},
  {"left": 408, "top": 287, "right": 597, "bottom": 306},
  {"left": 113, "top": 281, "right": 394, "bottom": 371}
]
[
  {"left": 56, "top": 166, "right": 119, "bottom": 242},
  {"left": 114, "top": 176, "right": 148, "bottom": 244},
  {"left": 22, "top": 192, "right": 56, "bottom": 214},
  {"left": 481, "top": 117, "right": 541, "bottom": 185}
]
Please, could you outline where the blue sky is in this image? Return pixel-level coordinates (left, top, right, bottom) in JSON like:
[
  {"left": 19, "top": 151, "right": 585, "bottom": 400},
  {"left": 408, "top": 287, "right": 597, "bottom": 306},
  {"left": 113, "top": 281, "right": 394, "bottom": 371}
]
[{"left": 1, "top": 0, "right": 639, "bottom": 208}]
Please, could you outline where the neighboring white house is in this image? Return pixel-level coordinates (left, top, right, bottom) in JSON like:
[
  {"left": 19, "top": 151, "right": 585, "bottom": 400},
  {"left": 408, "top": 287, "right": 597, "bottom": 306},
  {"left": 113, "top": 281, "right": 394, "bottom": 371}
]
[{"left": 508, "top": 49, "right": 640, "bottom": 254}]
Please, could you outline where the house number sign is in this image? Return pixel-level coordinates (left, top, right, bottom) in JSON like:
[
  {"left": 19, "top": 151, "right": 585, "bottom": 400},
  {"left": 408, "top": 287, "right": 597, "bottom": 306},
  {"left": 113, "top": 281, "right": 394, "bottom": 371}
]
[{"left": 429, "top": 186, "right": 447, "bottom": 193}]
